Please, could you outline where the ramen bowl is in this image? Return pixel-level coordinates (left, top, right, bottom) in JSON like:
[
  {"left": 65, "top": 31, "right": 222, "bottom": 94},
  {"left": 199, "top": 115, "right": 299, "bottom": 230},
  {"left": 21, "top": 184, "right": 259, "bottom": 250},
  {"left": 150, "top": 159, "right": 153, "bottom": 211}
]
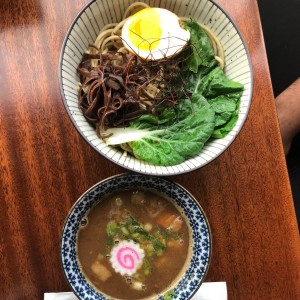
[
  {"left": 59, "top": 0, "right": 253, "bottom": 175},
  {"left": 61, "top": 173, "right": 211, "bottom": 300}
]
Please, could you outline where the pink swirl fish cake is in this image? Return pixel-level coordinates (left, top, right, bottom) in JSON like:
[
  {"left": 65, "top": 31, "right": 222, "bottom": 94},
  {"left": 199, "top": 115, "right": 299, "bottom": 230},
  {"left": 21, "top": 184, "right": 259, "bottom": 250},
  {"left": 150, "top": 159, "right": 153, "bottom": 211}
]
[{"left": 110, "top": 240, "right": 145, "bottom": 276}]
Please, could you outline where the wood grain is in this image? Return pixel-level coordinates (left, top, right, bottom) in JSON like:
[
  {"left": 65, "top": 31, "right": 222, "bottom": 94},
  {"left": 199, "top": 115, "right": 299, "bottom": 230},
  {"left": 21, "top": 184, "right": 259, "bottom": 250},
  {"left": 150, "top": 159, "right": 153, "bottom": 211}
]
[{"left": 0, "top": 0, "right": 299, "bottom": 299}]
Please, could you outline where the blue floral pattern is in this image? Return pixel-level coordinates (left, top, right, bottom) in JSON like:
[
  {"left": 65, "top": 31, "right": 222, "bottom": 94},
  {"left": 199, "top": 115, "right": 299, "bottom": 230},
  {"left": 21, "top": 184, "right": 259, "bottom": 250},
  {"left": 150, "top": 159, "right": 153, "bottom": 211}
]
[{"left": 61, "top": 174, "right": 211, "bottom": 299}]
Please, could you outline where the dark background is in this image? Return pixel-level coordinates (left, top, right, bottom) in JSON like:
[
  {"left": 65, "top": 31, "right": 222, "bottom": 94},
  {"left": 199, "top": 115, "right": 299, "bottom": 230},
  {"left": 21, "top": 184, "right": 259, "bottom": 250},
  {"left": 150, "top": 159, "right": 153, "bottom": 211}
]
[{"left": 258, "top": 0, "right": 300, "bottom": 227}]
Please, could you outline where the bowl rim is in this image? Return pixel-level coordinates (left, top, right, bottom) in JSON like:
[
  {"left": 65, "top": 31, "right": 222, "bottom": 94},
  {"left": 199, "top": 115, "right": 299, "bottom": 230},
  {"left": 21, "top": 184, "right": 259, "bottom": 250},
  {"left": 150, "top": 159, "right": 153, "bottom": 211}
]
[
  {"left": 58, "top": 0, "right": 254, "bottom": 176},
  {"left": 60, "top": 173, "right": 212, "bottom": 300}
]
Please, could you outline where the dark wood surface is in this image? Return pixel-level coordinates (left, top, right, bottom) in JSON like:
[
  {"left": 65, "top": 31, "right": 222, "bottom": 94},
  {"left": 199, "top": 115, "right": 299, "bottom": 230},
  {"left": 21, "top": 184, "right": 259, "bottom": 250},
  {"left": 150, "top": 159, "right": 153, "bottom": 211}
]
[{"left": 0, "top": 0, "right": 299, "bottom": 299}]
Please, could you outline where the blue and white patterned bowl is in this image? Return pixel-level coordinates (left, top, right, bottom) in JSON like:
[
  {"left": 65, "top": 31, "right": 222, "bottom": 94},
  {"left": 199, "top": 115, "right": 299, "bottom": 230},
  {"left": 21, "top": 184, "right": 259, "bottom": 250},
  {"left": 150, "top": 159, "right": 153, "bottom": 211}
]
[
  {"left": 59, "top": 0, "right": 253, "bottom": 175},
  {"left": 61, "top": 173, "right": 211, "bottom": 300}
]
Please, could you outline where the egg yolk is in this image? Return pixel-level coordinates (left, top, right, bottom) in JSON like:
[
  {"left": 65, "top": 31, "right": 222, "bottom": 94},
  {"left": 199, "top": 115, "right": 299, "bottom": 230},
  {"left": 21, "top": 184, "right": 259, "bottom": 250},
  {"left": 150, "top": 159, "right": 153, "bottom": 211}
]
[{"left": 128, "top": 8, "right": 162, "bottom": 51}]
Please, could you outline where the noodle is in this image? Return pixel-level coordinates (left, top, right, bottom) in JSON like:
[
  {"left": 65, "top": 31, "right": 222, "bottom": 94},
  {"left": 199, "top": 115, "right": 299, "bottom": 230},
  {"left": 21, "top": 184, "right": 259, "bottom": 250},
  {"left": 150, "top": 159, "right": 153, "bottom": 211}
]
[
  {"left": 94, "top": 28, "right": 116, "bottom": 48},
  {"left": 122, "top": 2, "right": 150, "bottom": 19},
  {"left": 100, "top": 35, "right": 122, "bottom": 52}
]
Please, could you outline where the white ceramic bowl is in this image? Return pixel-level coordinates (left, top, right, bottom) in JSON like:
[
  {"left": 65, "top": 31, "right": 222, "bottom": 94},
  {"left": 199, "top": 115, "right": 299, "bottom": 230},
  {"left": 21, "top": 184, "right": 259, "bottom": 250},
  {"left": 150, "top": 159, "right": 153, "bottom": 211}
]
[
  {"left": 61, "top": 173, "right": 211, "bottom": 300},
  {"left": 59, "top": 0, "right": 253, "bottom": 175}
]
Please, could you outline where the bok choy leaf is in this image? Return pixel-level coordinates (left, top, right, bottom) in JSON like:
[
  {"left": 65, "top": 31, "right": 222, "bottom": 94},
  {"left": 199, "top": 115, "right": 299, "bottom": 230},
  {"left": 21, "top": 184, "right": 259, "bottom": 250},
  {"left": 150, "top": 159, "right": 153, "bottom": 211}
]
[{"left": 105, "top": 95, "right": 215, "bottom": 166}]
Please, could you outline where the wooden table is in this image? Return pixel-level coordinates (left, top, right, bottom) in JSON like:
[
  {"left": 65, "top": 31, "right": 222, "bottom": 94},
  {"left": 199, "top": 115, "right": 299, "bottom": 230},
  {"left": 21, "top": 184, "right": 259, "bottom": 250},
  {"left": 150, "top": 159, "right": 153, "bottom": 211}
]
[{"left": 0, "top": 0, "right": 299, "bottom": 299}]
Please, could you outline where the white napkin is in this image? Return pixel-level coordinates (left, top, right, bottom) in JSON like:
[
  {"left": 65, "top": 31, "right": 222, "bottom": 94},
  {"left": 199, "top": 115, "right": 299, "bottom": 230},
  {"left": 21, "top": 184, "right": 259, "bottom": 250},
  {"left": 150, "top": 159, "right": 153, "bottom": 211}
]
[{"left": 44, "top": 282, "right": 227, "bottom": 300}]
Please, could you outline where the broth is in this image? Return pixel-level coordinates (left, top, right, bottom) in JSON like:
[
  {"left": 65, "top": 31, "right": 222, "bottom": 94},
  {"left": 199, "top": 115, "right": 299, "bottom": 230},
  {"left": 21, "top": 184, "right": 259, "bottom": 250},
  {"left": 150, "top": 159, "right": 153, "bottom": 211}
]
[{"left": 77, "top": 189, "right": 191, "bottom": 299}]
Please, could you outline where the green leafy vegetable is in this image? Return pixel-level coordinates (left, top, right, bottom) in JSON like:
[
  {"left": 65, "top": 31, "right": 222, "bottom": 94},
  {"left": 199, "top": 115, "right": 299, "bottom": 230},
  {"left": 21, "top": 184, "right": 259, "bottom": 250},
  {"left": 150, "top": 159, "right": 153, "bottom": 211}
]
[
  {"left": 197, "top": 67, "right": 243, "bottom": 137},
  {"left": 198, "top": 66, "right": 244, "bottom": 98},
  {"left": 184, "top": 19, "right": 217, "bottom": 74},
  {"left": 129, "top": 95, "right": 215, "bottom": 165},
  {"left": 106, "top": 221, "right": 118, "bottom": 236},
  {"left": 213, "top": 115, "right": 238, "bottom": 137},
  {"left": 163, "top": 289, "right": 176, "bottom": 300},
  {"left": 105, "top": 94, "right": 215, "bottom": 165}
]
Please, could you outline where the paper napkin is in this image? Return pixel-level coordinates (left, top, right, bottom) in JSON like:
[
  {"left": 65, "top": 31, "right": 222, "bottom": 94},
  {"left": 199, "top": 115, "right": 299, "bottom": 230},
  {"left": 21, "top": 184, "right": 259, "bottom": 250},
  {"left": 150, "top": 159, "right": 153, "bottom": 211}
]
[{"left": 44, "top": 282, "right": 227, "bottom": 300}]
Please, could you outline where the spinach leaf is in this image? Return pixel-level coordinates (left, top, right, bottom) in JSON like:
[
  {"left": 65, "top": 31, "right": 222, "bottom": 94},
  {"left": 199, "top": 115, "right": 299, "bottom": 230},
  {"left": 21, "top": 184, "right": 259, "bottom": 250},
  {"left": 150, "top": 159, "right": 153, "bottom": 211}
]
[
  {"left": 212, "top": 109, "right": 239, "bottom": 138},
  {"left": 208, "top": 96, "right": 238, "bottom": 127},
  {"left": 198, "top": 66, "right": 244, "bottom": 98},
  {"left": 188, "top": 66, "right": 244, "bottom": 138},
  {"left": 183, "top": 19, "right": 217, "bottom": 74}
]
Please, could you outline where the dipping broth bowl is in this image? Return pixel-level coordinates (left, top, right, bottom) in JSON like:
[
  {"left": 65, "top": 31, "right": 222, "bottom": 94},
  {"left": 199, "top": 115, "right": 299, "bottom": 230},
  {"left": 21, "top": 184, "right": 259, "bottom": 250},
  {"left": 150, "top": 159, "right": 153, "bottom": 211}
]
[{"left": 61, "top": 173, "right": 211, "bottom": 299}]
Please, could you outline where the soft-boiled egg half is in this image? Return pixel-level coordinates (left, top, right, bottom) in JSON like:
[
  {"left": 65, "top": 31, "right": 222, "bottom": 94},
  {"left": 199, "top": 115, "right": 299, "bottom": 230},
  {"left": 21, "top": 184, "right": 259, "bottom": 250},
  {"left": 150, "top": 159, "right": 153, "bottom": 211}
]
[{"left": 121, "top": 7, "right": 190, "bottom": 60}]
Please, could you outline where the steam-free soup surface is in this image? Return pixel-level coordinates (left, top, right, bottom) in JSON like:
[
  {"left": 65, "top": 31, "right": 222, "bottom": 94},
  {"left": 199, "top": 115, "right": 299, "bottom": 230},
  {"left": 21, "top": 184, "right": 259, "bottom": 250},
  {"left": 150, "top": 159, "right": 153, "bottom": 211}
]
[{"left": 77, "top": 189, "right": 191, "bottom": 299}]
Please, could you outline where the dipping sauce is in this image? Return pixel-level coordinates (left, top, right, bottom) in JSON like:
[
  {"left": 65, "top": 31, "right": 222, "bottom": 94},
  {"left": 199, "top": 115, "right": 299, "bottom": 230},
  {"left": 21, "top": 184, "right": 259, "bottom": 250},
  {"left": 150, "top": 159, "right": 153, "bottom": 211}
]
[{"left": 77, "top": 189, "right": 192, "bottom": 299}]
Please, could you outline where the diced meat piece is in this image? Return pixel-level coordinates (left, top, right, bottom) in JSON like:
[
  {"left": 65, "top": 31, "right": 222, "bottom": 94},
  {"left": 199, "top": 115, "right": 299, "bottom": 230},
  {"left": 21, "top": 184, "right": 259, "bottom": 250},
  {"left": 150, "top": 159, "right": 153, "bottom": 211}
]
[
  {"left": 91, "top": 260, "right": 112, "bottom": 282},
  {"left": 131, "top": 281, "right": 145, "bottom": 291}
]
